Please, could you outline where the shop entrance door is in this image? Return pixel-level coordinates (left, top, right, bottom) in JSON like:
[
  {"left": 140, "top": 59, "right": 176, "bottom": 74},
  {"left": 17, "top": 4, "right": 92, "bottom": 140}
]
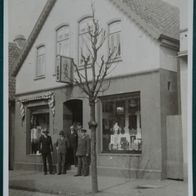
[{"left": 63, "top": 99, "right": 83, "bottom": 134}]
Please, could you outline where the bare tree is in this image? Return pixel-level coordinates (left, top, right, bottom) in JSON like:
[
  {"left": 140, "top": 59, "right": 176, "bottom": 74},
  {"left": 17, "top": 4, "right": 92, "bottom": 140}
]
[{"left": 65, "top": 5, "right": 117, "bottom": 193}]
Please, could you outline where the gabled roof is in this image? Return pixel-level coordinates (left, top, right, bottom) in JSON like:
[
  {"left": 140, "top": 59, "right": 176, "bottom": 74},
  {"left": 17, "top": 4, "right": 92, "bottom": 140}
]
[
  {"left": 12, "top": 0, "right": 179, "bottom": 77},
  {"left": 109, "top": 0, "right": 179, "bottom": 40},
  {"left": 9, "top": 43, "right": 22, "bottom": 100}
]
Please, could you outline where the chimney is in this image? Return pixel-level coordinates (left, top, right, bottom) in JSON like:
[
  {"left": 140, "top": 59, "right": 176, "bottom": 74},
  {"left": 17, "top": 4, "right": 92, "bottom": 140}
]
[{"left": 14, "top": 34, "right": 26, "bottom": 49}]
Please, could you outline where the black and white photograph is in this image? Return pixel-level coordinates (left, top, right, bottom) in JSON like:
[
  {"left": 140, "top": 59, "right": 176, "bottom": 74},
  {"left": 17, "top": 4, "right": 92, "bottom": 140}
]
[{"left": 6, "top": 0, "right": 192, "bottom": 195}]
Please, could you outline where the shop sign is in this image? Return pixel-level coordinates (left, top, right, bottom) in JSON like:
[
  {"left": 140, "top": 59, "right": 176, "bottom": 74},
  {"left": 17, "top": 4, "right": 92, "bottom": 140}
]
[{"left": 56, "top": 55, "right": 73, "bottom": 84}]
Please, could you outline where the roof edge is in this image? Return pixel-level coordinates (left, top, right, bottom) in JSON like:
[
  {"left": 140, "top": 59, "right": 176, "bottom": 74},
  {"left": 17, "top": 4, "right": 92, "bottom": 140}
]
[
  {"left": 12, "top": 0, "right": 57, "bottom": 77},
  {"left": 108, "top": 0, "right": 161, "bottom": 40}
]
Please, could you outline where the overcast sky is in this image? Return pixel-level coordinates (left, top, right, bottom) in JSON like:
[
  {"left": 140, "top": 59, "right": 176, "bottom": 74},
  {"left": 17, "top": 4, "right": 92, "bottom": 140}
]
[
  {"left": 8, "top": 0, "right": 47, "bottom": 41},
  {"left": 8, "top": 0, "right": 181, "bottom": 42}
]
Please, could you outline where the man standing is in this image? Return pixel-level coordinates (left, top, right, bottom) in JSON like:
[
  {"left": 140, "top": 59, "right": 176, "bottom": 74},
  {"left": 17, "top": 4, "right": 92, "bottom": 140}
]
[
  {"left": 55, "top": 130, "right": 69, "bottom": 175},
  {"left": 39, "top": 129, "right": 53, "bottom": 175},
  {"left": 74, "top": 129, "right": 90, "bottom": 176},
  {"left": 69, "top": 125, "right": 78, "bottom": 167}
]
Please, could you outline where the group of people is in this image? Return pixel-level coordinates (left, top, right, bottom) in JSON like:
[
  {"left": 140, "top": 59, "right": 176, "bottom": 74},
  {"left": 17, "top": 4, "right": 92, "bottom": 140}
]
[{"left": 39, "top": 124, "right": 90, "bottom": 177}]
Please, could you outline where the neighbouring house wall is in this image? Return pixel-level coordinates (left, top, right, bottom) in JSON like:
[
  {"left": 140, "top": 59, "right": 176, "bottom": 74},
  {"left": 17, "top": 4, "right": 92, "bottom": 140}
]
[
  {"left": 159, "top": 69, "right": 178, "bottom": 179},
  {"left": 9, "top": 101, "right": 15, "bottom": 170},
  {"left": 179, "top": 57, "right": 188, "bottom": 179},
  {"left": 160, "top": 46, "right": 178, "bottom": 72}
]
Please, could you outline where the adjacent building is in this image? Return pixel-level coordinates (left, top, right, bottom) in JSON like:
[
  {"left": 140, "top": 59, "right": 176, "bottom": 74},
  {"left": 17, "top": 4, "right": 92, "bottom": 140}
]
[
  {"left": 178, "top": 0, "right": 188, "bottom": 180},
  {"left": 9, "top": 35, "right": 25, "bottom": 169},
  {"left": 12, "top": 0, "right": 181, "bottom": 179}
]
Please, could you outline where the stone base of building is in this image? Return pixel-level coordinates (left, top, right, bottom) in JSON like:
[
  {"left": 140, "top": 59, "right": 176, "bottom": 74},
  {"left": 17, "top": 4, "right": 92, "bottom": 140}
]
[
  {"left": 14, "top": 162, "right": 57, "bottom": 172},
  {"left": 97, "top": 166, "right": 161, "bottom": 179},
  {"left": 14, "top": 162, "right": 161, "bottom": 179}
]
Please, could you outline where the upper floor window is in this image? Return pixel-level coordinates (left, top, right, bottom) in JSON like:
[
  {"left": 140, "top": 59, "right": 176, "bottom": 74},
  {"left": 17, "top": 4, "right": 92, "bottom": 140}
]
[
  {"left": 108, "top": 21, "right": 121, "bottom": 60},
  {"left": 36, "top": 45, "right": 45, "bottom": 77},
  {"left": 79, "top": 17, "right": 93, "bottom": 65},
  {"left": 56, "top": 25, "right": 70, "bottom": 57}
]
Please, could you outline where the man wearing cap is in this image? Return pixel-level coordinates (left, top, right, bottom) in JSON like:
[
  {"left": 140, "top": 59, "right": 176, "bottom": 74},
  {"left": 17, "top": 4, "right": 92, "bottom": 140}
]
[
  {"left": 39, "top": 129, "right": 53, "bottom": 175},
  {"left": 55, "top": 130, "right": 69, "bottom": 175},
  {"left": 74, "top": 129, "right": 90, "bottom": 176}
]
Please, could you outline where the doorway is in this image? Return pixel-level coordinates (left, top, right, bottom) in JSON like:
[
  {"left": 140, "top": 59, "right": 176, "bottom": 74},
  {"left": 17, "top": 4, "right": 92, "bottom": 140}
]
[{"left": 63, "top": 99, "right": 83, "bottom": 134}]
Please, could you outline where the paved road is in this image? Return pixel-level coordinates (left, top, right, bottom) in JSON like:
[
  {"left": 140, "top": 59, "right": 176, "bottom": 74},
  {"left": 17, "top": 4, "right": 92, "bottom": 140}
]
[{"left": 9, "top": 189, "right": 62, "bottom": 196}]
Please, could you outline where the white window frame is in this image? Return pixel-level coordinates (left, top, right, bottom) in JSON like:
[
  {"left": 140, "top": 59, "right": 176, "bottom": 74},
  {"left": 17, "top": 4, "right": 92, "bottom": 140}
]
[
  {"left": 100, "top": 92, "right": 142, "bottom": 154},
  {"left": 35, "top": 45, "right": 46, "bottom": 78},
  {"left": 108, "top": 20, "right": 121, "bottom": 61},
  {"left": 78, "top": 16, "right": 93, "bottom": 66},
  {"left": 56, "top": 25, "right": 70, "bottom": 57}
]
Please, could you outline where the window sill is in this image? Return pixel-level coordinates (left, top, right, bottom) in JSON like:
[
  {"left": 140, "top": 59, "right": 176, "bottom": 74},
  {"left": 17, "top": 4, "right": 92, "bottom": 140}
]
[
  {"left": 78, "top": 64, "right": 91, "bottom": 70},
  {"left": 34, "top": 75, "right": 46, "bottom": 80},
  {"left": 98, "top": 152, "right": 142, "bottom": 157},
  {"left": 108, "top": 57, "right": 122, "bottom": 64},
  {"left": 27, "top": 154, "right": 42, "bottom": 157}
]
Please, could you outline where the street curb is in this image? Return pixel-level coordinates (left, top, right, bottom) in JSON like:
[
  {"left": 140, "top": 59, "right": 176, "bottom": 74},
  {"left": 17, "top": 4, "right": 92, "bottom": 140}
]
[{"left": 9, "top": 185, "right": 82, "bottom": 196}]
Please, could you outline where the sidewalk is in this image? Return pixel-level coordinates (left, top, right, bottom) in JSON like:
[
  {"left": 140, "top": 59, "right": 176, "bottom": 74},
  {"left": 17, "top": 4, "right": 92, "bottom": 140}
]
[{"left": 9, "top": 169, "right": 188, "bottom": 196}]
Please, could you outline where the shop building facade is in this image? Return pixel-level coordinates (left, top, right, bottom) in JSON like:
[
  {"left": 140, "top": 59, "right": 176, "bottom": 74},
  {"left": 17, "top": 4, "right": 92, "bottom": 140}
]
[{"left": 12, "top": 0, "right": 181, "bottom": 179}]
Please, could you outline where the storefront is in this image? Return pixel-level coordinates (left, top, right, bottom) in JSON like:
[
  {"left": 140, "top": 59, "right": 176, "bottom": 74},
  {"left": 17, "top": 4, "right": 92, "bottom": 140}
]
[{"left": 14, "top": 69, "right": 178, "bottom": 179}]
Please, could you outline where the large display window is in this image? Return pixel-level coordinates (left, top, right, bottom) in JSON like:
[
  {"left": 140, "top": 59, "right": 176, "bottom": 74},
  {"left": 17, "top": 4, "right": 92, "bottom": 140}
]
[{"left": 101, "top": 92, "right": 142, "bottom": 153}]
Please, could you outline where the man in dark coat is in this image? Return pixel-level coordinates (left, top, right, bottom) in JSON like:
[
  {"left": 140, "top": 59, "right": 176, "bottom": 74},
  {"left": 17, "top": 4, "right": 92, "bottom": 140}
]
[
  {"left": 69, "top": 125, "right": 78, "bottom": 166},
  {"left": 39, "top": 129, "right": 53, "bottom": 175},
  {"left": 74, "top": 129, "right": 90, "bottom": 176},
  {"left": 55, "top": 130, "right": 69, "bottom": 175}
]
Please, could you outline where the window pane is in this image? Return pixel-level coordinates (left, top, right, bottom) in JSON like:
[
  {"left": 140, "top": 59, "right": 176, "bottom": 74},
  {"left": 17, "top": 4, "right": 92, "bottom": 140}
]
[
  {"left": 79, "top": 17, "right": 93, "bottom": 34},
  {"left": 56, "top": 26, "right": 70, "bottom": 58},
  {"left": 109, "top": 21, "right": 121, "bottom": 34},
  {"left": 102, "top": 93, "right": 142, "bottom": 153},
  {"left": 57, "top": 39, "right": 70, "bottom": 57},
  {"left": 57, "top": 26, "right": 69, "bottom": 41},
  {"left": 79, "top": 17, "right": 93, "bottom": 65},
  {"left": 36, "top": 46, "right": 45, "bottom": 77},
  {"left": 79, "top": 33, "right": 92, "bottom": 65},
  {"left": 108, "top": 21, "right": 121, "bottom": 59}
]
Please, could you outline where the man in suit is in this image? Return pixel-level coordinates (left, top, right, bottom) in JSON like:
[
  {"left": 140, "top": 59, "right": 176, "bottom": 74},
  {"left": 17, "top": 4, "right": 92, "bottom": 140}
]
[
  {"left": 55, "top": 130, "right": 69, "bottom": 175},
  {"left": 69, "top": 125, "right": 78, "bottom": 167},
  {"left": 39, "top": 129, "right": 53, "bottom": 175},
  {"left": 74, "top": 129, "right": 90, "bottom": 176}
]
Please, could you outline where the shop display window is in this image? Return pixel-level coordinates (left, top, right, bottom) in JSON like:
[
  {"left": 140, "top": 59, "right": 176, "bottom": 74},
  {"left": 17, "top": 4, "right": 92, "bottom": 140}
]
[
  {"left": 101, "top": 93, "right": 142, "bottom": 153},
  {"left": 28, "top": 108, "right": 49, "bottom": 155}
]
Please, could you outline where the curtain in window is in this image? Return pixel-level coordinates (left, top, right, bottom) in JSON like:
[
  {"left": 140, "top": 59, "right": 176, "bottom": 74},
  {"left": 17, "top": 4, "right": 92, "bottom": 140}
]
[
  {"left": 108, "top": 21, "right": 121, "bottom": 59},
  {"left": 56, "top": 26, "right": 70, "bottom": 57}
]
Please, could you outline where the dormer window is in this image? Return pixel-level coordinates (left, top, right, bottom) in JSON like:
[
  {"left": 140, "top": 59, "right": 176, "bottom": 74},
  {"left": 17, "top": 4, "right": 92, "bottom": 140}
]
[
  {"left": 108, "top": 21, "right": 121, "bottom": 60},
  {"left": 78, "top": 16, "right": 93, "bottom": 66},
  {"left": 56, "top": 25, "right": 70, "bottom": 57},
  {"left": 36, "top": 45, "right": 45, "bottom": 78}
]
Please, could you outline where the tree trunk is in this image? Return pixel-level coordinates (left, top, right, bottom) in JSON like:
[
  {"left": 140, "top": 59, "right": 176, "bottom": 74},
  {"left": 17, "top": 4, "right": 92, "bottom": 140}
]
[{"left": 89, "top": 99, "right": 98, "bottom": 193}]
